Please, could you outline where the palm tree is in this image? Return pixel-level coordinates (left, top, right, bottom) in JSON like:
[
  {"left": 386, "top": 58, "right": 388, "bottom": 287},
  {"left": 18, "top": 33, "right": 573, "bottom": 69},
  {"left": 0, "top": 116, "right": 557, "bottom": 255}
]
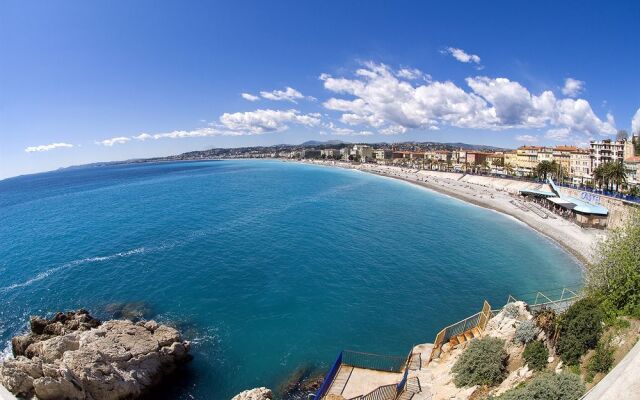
[
  {"left": 593, "top": 164, "right": 606, "bottom": 189},
  {"left": 536, "top": 160, "right": 554, "bottom": 181},
  {"left": 608, "top": 161, "right": 627, "bottom": 192},
  {"left": 504, "top": 163, "right": 515, "bottom": 176}
]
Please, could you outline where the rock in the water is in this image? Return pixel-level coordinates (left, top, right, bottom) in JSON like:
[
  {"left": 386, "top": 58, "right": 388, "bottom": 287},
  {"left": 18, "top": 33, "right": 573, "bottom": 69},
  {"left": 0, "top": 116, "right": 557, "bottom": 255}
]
[
  {"left": 232, "top": 387, "right": 273, "bottom": 400},
  {"left": 0, "top": 310, "right": 191, "bottom": 400}
]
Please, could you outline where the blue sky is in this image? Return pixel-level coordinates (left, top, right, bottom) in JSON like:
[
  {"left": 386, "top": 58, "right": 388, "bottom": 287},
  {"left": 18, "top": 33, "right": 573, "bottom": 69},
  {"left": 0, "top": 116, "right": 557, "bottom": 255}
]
[{"left": 1, "top": 0, "right": 639, "bottom": 179}]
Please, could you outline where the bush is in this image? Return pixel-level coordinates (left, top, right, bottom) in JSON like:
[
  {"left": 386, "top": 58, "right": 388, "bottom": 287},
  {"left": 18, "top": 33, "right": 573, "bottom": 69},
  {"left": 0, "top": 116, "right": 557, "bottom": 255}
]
[
  {"left": 503, "top": 303, "right": 520, "bottom": 319},
  {"left": 452, "top": 337, "right": 507, "bottom": 387},
  {"left": 523, "top": 341, "right": 548, "bottom": 371},
  {"left": 587, "top": 340, "right": 614, "bottom": 376},
  {"left": 514, "top": 320, "right": 538, "bottom": 344},
  {"left": 496, "top": 372, "right": 585, "bottom": 400},
  {"left": 586, "top": 210, "right": 640, "bottom": 317},
  {"left": 556, "top": 297, "right": 604, "bottom": 365},
  {"left": 533, "top": 307, "right": 557, "bottom": 337}
]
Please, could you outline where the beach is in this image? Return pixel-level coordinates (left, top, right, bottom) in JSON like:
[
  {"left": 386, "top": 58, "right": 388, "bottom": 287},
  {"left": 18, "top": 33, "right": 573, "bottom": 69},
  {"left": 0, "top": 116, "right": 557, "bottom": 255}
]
[{"left": 297, "top": 160, "right": 606, "bottom": 265}]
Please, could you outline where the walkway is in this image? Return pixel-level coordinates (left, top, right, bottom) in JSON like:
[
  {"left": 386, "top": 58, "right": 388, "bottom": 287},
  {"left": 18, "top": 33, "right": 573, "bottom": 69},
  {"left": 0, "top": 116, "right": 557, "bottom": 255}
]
[{"left": 582, "top": 339, "right": 640, "bottom": 399}]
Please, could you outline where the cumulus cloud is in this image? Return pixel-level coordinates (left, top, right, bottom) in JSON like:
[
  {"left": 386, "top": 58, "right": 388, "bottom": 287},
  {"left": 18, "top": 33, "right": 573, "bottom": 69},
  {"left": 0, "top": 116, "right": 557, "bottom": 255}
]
[
  {"left": 396, "top": 68, "right": 425, "bottom": 80},
  {"left": 321, "top": 122, "right": 374, "bottom": 136},
  {"left": 562, "top": 78, "right": 585, "bottom": 97},
  {"left": 96, "top": 137, "right": 131, "bottom": 146},
  {"left": 319, "top": 62, "right": 615, "bottom": 139},
  {"left": 133, "top": 133, "right": 152, "bottom": 141},
  {"left": 25, "top": 142, "right": 74, "bottom": 152},
  {"left": 545, "top": 128, "right": 571, "bottom": 141},
  {"left": 632, "top": 107, "right": 640, "bottom": 135},
  {"left": 260, "top": 87, "right": 306, "bottom": 103},
  {"left": 220, "top": 109, "right": 321, "bottom": 134},
  {"left": 241, "top": 93, "right": 260, "bottom": 101},
  {"left": 444, "top": 47, "right": 482, "bottom": 66},
  {"left": 516, "top": 135, "right": 538, "bottom": 142}
]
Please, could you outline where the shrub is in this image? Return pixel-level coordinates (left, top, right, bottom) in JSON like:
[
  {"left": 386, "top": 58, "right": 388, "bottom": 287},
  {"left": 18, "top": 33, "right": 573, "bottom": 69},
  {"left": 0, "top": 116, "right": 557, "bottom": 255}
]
[
  {"left": 533, "top": 307, "right": 557, "bottom": 337},
  {"left": 496, "top": 372, "right": 585, "bottom": 400},
  {"left": 452, "top": 337, "right": 507, "bottom": 387},
  {"left": 556, "top": 297, "right": 604, "bottom": 365},
  {"left": 503, "top": 303, "right": 520, "bottom": 319},
  {"left": 523, "top": 341, "right": 548, "bottom": 371},
  {"left": 586, "top": 210, "right": 640, "bottom": 317},
  {"left": 514, "top": 320, "right": 538, "bottom": 344},
  {"left": 587, "top": 340, "right": 614, "bottom": 376}
]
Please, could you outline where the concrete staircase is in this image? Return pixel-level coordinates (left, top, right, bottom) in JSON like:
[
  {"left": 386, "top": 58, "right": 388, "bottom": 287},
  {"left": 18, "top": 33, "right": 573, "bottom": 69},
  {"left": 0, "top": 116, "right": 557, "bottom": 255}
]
[{"left": 327, "top": 365, "right": 354, "bottom": 396}]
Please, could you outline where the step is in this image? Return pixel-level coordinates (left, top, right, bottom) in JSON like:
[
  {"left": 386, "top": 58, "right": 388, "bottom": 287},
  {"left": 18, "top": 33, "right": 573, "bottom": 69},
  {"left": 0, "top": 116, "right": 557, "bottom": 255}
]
[
  {"left": 456, "top": 334, "right": 467, "bottom": 344},
  {"left": 471, "top": 327, "right": 481, "bottom": 337},
  {"left": 463, "top": 331, "right": 473, "bottom": 341}
]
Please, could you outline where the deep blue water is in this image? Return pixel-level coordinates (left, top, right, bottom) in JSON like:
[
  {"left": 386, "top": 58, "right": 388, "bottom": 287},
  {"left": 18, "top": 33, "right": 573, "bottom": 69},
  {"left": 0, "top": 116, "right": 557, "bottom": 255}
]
[{"left": 0, "top": 160, "right": 582, "bottom": 398}]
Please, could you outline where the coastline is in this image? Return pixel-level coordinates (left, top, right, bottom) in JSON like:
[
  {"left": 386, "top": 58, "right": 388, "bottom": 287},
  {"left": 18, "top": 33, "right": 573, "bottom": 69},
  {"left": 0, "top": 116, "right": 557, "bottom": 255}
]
[{"left": 292, "top": 159, "right": 605, "bottom": 266}]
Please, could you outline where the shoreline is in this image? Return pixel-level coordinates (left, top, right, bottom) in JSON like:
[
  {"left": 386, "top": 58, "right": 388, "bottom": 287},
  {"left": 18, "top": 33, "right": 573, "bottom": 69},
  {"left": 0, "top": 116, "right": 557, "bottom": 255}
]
[{"left": 292, "top": 159, "right": 605, "bottom": 266}]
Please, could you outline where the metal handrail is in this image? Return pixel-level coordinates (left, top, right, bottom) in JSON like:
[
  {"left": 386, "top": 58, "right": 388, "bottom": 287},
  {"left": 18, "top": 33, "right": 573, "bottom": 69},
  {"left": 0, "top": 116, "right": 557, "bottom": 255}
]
[
  {"left": 342, "top": 350, "right": 405, "bottom": 373},
  {"left": 313, "top": 352, "right": 343, "bottom": 399}
]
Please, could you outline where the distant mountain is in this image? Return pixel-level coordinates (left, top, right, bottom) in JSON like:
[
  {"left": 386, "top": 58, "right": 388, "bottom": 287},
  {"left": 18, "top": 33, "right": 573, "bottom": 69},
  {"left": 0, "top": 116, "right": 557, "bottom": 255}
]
[{"left": 300, "top": 140, "right": 347, "bottom": 146}]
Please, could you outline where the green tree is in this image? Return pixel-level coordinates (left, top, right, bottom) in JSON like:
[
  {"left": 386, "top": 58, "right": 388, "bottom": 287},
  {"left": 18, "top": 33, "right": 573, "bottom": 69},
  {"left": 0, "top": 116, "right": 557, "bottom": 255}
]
[
  {"left": 608, "top": 161, "right": 627, "bottom": 192},
  {"left": 586, "top": 210, "right": 640, "bottom": 316},
  {"left": 556, "top": 297, "right": 604, "bottom": 365},
  {"left": 536, "top": 160, "right": 554, "bottom": 180},
  {"left": 523, "top": 341, "right": 549, "bottom": 371}
]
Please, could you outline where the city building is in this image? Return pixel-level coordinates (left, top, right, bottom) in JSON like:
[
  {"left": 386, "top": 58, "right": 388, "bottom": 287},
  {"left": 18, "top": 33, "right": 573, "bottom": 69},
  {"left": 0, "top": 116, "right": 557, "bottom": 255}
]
[
  {"left": 351, "top": 145, "right": 375, "bottom": 162},
  {"left": 553, "top": 146, "right": 578, "bottom": 183},
  {"left": 301, "top": 149, "right": 321, "bottom": 159},
  {"left": 320, "top": 149, "right": 341, "bottom": 159},
  {"left": 373, "top": 149, "right": 393, "bottom": 160},
  {"left": 625, "top": 156, "right": 640, "bottom": 188},
  {"left": 515, "top": 146, "right": 544, "bottom": 176},
  {"left": 590, "top": 139, "right": 626, "bottom": 169},
  {"left": 569, "top": 150, "right": 592, "bottom": 185}
]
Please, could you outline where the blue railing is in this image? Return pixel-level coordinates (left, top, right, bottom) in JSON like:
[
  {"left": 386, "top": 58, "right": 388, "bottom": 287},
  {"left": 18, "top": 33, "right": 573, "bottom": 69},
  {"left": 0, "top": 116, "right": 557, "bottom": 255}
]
[
  {"left": 314, "top": 352, "right": 343, "bottom": 399},
  {"left": 554, "top": 181, "right": 640, "bottom": 203},
  {"left": 342, "top": 350, "right": 405, "bottom": 373},
  {"left": 396, "top": 368, "right": 409, "bottom": 393}
]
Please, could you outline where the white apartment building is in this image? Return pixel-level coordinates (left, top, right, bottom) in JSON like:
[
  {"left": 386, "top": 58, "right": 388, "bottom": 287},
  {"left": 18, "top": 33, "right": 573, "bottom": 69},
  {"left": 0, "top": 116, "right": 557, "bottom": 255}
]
[{"left": 590, "top": 139, "right": 625, "bottom": 169}]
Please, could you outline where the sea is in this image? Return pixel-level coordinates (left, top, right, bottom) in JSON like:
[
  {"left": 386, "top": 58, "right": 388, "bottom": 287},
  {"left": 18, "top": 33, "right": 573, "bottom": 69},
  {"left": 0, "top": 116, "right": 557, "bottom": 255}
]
[{"left": 0, "top": 160, "right": 582, "bottom": 399}]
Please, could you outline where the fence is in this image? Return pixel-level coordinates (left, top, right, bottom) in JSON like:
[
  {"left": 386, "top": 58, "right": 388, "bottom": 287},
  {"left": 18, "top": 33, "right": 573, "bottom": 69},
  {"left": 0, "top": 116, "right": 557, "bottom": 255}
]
[
  {"left": 506, "top": 286, "right": 582, "bottom": 314},
  {"left": 313, "top": 352, "right": 343, "bottom": 399},
  {"left": 342, "top": 350, "right": 406, "bottom": 373},
  {"left": 429, "top": 300, "right": 492, "bottom": 361}
]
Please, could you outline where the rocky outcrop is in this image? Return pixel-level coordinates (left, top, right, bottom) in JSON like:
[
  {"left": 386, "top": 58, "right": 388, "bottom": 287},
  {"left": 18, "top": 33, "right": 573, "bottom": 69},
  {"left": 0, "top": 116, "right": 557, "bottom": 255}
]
[
  {"left": 0, "top": 310, "right": 191, "bottom": 400},
  {"left": 231, "top": 387, "right": 273, "bottom": 400}
]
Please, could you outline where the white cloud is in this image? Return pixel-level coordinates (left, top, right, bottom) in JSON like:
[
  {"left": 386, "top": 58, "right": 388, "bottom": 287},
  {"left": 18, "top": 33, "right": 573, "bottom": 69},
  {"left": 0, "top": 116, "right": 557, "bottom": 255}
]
[
  {"left": 545, "top": 128, "right": 571, "bottom": 141},
  {"left": 151, "top": 127, "right": 242, "bottom": 139},
  {"left": 96, "top": 137, "right": 131, "bottom": 146},
  {"left": 516, "top": 135, "right": 538, "bottom": 142},
  {"left": 396, "top": 68, "right": 425, "bottom": 80},
  {"left": 562, "top": 78, "right": 585, "bottom": 97},
  {"left": 321, "top": 122, "right": 373, "bottom": 136},
  {"left": 25, "top": 142, "right": 74, "bottom": 153},
  {"left": 444, "top": 47, "right": 482, "bottom": 65},
  {"left": 260, "top": 87, "right": 306, "bottom": 103},
  {"left": 319, "top": 62, "right": 615, "bottom": 140},
  {"left": 241, "top": 93, "right": 260, "bottom": 101},
  {"left": 219, "top": 109, "right": 321, "bottom": 134},
  {"left": 632, "top": 107, "right": 640, "bottom": 135},
  {"left": 133, "top": 133, "right": 152, "bottom": 141}
]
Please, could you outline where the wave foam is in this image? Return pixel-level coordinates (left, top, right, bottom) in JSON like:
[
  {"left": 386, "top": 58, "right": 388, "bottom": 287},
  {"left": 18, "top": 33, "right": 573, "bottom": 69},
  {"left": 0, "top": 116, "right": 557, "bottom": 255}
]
[{"left": 0, "top": 247, "right": 147, "bottom": 292}]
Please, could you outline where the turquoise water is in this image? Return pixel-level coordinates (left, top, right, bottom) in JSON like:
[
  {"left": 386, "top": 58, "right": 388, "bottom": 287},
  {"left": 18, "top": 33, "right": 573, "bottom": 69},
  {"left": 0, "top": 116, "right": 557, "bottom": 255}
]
[{"left": 0, "top": 160, "right": 582, "bottom": 398}]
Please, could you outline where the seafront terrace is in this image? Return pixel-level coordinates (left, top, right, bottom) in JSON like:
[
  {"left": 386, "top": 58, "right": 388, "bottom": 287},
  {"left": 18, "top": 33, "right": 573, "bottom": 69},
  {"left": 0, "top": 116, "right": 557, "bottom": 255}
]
[{"left": 316, "top": 350, "right": 419, "bottom": 400}]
